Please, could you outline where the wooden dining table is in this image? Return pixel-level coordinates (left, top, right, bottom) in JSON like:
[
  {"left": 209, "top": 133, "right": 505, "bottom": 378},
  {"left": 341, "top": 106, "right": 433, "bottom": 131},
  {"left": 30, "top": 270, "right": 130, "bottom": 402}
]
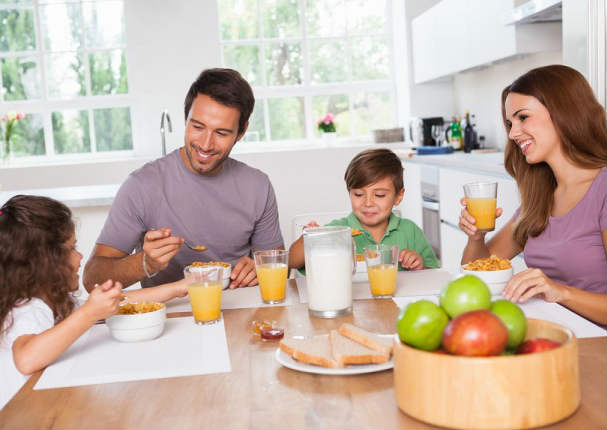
[{"left": 0, "top": 280, "right": 605, "bottom": 429}]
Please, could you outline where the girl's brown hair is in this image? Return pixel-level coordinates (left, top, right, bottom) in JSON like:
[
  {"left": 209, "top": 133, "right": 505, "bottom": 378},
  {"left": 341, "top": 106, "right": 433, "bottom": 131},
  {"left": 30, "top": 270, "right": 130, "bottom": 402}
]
[
  {"left": 344, "top": 148, "right": 404, "bottom": 192},
  {"left": 0, "top": 195, "right": 76, "bottom": 335},
  {"left": 501, "top": 64, "right": 607, "bottom": 247}
]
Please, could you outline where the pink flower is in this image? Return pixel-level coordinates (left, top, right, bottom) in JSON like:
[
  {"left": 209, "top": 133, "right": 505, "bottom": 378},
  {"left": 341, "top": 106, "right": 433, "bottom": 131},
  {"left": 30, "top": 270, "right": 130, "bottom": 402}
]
[
  {"left": 1, "top": 116, "right": 6, "bottom": 124},
  {"left": 323, "top": 113, "right": 334, "bottom": 124},
  {"left": 15, "top": 112, "right": 25, "bottom": 120}
]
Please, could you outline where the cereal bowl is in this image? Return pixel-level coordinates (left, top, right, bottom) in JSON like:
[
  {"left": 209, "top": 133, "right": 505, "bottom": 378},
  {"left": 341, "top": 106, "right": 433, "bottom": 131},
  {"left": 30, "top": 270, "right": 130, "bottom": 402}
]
[
  {"left": 190, "top": 261, "right": 232, "bottom": 289},
  {"left": 461, "top": 266, "right": 513, "bottom": 295},
  {"left": 106, "top": 302, "right": 166, "bottom": 342}
]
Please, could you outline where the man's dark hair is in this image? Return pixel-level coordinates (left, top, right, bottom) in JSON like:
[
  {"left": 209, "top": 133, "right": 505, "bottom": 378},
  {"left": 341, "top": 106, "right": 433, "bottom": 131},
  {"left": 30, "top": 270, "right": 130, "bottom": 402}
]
[{"left": 184, "top": 68, "right": 255, "bottom": 136}]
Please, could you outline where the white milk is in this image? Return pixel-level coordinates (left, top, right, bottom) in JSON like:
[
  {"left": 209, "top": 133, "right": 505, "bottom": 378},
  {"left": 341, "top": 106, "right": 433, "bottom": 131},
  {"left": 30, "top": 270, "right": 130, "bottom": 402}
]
[{"left": 305, "top": 248, "right": 352, "bottom": 312}]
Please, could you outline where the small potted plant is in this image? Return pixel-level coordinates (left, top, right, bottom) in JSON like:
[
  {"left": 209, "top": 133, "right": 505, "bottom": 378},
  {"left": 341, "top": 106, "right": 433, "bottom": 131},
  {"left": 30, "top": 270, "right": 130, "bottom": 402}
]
[
  {"left": 1, "top": 112, "right": 25, "bottom": 160},
  {"left": 317, "top": 113, "right": 337, "bottom": 144}
]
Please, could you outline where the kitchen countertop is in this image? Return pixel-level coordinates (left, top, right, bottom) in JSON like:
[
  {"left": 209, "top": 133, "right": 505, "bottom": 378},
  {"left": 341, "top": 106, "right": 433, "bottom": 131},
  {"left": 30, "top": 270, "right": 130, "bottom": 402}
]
[{"left": 400, "top": 150, "right": 511, "bottom": 178}]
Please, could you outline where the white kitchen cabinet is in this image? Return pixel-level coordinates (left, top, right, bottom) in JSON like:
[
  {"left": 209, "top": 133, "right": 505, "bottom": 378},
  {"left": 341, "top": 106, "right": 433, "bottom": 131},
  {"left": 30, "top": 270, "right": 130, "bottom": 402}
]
[
  {"left": 400, "top": 161, "right": 423, "bottom": 227},
  {"left": 440, "top": 221, "right": 469, "bottom": 268},
  {"left": 411, "top": 0, "right": 562, "bottom": 83}
]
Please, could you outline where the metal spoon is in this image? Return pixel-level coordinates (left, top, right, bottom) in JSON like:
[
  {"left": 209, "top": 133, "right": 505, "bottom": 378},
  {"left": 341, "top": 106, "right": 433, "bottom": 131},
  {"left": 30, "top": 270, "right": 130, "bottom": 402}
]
[{"left": 184, "top": 242, "right": 207, "bottom": 252}]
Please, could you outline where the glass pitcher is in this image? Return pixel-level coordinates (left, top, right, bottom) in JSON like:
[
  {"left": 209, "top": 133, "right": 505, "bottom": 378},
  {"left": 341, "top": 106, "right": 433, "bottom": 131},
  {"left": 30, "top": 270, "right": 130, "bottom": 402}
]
[{"left": 303, "top": 226, "right": 356, "bottom": 318}]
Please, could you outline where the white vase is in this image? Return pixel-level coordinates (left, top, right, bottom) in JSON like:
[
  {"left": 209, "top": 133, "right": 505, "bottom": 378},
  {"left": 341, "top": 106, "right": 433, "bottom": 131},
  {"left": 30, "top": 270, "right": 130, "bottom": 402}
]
[{"left": 321, "top": 131, "right": 338, "bottom": 146}]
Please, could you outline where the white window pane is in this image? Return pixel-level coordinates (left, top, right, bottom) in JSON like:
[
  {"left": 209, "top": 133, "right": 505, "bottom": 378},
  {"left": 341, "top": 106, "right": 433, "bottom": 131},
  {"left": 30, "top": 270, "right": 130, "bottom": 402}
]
[
  {"left": 83, "top": 0, "right": 125, "bottom": 48},
  {"left": 89, "top": 49, "right": 128, "bottom": 95},
  {"left": 45, "top": 52, "right": 86, "bottom": 98},
  {"left": 352, "top": 91, "right": 392, "bottom": 136},
  {"left": 268, "top": 97, "right": 304, "bottom": 140},
  {"left": 309, "top": 39, "right": 346, "bottom": 84},
  {"left": 262, "top": 0, "right": 300, "bottom": 39},
  {"left": 52, "top": 109, "right": 91, "bottom": 154},
  {"left": 94, "top": 107, "right": 132, "bottom": 151},
  {"left": 0, "top": 8, "right": 36, "bottom": 52},
  {"left": 219, "top": 0, "right": 258, "bottom": 40},
  {"left": 242, "top": 99, "right": 266, "bottom": 142},
  {"left": 347, "top": 0, "right": 386, "bottom": 35},
  {"left": 265, "top": 42, "right": 302, "bottom": 86},
  {"left": 351, "top": 36, "right": 389, "bottom": 80},
  {"left": 6, "top": 113, "right": 45, "bottom": 156},
  {"left": 1, "top": 56, "right": 40, "bottom": 100},
  {"left": 312, "top": 94, "right": 349, "bottom": 136},
  {"left": 0, "top": 1, "right": 33, "bottom": 4},
  {"left": 40, "top": 2, "right": 82, "bottom": 51},
  {"left": 223, "top": 45, "right": 261, "bottom": 86},
  {"left": 305, "top": 0, "right": 346, "bottom": 37}
]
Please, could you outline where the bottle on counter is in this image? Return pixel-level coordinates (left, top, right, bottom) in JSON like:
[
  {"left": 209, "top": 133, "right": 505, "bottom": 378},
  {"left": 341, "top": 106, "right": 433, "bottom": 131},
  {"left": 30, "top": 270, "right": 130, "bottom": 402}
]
[
  {"left": 471, "top": 114, "right": 479, "bottom": 149},
  {"left": 464, "top": 110, "right": 473, "bottom": 153},
  {"left": 445, "top": 116, "right": 462, "bottom": 150}
]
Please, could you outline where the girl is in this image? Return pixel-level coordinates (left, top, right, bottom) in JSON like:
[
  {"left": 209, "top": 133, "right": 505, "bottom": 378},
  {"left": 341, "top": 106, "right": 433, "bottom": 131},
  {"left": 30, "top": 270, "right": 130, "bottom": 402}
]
[
  {"left": 459, "top": 65, "right": 606, "bottom": 325},
  {"left": 0, "top": 195, "right": 188, "bottom": 408}
]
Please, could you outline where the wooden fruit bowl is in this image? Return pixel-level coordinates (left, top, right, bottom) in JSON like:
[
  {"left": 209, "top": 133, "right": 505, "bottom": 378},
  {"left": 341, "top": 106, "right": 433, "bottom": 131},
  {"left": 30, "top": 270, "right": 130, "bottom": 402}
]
[{"left": 393, "top": 318, "right": 580, "bottom": 429}]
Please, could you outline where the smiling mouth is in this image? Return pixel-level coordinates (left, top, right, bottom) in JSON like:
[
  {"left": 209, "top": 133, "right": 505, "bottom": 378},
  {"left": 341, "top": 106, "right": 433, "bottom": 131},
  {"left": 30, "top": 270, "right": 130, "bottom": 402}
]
[{"left": 518, "top": 139, "right": 532, "bottom": 154}]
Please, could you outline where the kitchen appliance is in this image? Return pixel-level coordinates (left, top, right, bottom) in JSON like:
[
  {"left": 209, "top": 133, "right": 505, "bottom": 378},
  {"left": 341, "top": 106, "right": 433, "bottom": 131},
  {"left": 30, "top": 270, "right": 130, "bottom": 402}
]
[
  {"left": 421, "top": 117, "right": 444, "bottom": 146},
  {"left": 407, "top": 117, "right": 423, "bottom": 147},
  {"left": 303, "top": 226, "right": 356, "bottom": 318},
  {"left": 420, "top": 165, "right": 441, "bottom": 260}
]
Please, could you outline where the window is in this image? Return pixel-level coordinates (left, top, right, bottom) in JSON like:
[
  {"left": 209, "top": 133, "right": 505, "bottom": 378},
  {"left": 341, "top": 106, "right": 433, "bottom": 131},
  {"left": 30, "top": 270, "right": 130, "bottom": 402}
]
[
  {"left": 218, "top": 0, "right": 395, "bottom": 144},
  {"left": 0, "top": 0, "right": 132, "bottom": 161}
]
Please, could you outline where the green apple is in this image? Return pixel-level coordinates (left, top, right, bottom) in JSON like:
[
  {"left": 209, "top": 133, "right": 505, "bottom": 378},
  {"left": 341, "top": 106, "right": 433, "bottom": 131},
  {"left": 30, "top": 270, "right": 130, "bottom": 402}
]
[
  {"left": 439, "top": 275, "right": 491, "bottom": 318},
  {"left": 397, "top": 300, "right": 449, "bottom": 351},
  {"left": 490, "top": 299, "right": 527, "bottom": 349}
]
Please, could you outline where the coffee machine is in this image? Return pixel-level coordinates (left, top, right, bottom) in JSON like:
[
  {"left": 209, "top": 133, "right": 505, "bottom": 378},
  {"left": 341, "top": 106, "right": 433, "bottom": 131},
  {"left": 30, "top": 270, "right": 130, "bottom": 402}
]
[{"left": 421, "top": 117, "right": 444, "bottom": 146}]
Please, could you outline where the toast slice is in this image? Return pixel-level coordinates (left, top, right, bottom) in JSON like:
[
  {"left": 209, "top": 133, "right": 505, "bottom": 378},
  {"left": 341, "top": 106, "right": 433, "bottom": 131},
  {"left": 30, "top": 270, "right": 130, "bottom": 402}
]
[
  {"left": 329, "top": 330, "right": 390, "bottom": 367},
  {"left": 338, "top": 323, "right": 393, "bottom": 356},
  {"left": 280, "top": 336, "right": 340, "bottom": 368}
]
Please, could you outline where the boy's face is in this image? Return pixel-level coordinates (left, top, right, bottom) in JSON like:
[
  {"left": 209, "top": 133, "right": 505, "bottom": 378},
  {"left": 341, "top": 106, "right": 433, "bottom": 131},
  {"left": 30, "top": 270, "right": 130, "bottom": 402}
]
[{"left": 349, "top": 176, "right": 404, "bottom": 229}]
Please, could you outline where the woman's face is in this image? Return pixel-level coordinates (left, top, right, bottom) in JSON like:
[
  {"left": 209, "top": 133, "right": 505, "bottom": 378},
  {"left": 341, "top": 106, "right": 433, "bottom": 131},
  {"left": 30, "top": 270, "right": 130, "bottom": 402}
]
[
  {"left": 504, "top": 92, "right": 561, "bottom": 164},
  {"left": 66, "top": 233, "right": 83, "bottom": 291}
]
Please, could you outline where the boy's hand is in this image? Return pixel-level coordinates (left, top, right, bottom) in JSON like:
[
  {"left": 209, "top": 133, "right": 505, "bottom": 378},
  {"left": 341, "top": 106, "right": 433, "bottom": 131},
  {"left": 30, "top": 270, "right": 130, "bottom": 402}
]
[
  {"left": 399, "top": 249, "right": 424, "bottom": 271},
  {"left": 82, "top": 279, "right": 123, "bottom": 321}
]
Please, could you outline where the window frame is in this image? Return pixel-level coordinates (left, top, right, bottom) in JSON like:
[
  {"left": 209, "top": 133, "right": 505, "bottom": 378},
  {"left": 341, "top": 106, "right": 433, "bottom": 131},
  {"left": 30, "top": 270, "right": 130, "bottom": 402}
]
[
  {"left": 218, "top": 0, "right": 398, "bottom": 147},
  {"left": 0, "top": 0, "right": 134, "bottom": 165}
]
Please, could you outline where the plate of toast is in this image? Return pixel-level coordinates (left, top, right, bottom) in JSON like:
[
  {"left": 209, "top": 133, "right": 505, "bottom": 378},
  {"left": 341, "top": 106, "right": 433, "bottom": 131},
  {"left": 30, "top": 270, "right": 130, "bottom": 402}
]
[{"left": 277, "top": 323, "right": 395, "bottom": 375}]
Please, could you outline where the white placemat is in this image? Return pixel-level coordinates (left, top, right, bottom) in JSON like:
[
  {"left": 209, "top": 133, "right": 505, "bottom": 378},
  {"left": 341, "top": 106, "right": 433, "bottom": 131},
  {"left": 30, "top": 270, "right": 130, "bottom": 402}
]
[
  {"left": 35, "top": 316, "right": 231, "bottom": 390},
  {"left": 295, "top": 268, "right": 456, "bottom": 303},
  {"left": 165, "top": 284, "right": 298, "bottom": 313},
  {"left": 391, "top": 295, "right": 606, "bottom": 339}
]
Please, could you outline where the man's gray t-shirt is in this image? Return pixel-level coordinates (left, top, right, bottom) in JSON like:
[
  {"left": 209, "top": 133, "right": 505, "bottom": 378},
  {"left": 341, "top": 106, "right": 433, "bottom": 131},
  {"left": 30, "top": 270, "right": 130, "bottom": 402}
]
[{"left": 97, "top": 149, "right": 284, "bottom": 287}]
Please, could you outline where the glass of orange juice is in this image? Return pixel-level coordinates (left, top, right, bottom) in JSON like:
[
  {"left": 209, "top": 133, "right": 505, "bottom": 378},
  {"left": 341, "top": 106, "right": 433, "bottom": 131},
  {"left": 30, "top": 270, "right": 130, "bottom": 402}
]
[
  {"left": 184, "top": 265, "right": 223, "bottom": 325},
  {"left": 363, "top": 244, "right": 399, "bottom": 298},
  {"left": 253, "top": 250, "right": 289, "bottom": 304},
  {"left": 464, "top": 182, "right": 498, "bottom": 232}
]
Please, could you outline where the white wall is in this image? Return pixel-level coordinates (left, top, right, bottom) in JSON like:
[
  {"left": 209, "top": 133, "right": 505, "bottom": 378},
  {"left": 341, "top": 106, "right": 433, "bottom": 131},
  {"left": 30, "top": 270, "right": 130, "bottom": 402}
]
[{"left": 452, "top": 51, "right": 563, "bottom": 149}]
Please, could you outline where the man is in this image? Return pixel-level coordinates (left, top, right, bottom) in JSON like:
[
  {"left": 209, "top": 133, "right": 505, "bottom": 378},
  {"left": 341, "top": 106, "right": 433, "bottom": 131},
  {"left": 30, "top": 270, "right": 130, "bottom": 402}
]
[{"left": 83, "top": 68, "right": 284, "bottom": 291}]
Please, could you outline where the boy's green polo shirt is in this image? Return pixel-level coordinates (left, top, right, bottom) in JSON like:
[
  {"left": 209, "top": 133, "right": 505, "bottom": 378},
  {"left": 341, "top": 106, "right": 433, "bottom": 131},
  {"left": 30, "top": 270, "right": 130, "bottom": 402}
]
[{"left": 326, "top": 212, "right": 439, "bottom": 270}]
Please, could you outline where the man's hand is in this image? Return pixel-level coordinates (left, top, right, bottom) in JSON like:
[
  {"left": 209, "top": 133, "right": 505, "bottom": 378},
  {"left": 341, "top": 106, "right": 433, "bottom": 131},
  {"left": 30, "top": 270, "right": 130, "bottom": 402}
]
[
  {"left": 399, "top": 249, "right": 424, "bottom": 271},
  {"left": 142, "top": 228, "right": 183, "bottom": 273},
  {"left": 229, "top": 256, "right": 257, "bottom": 289}
]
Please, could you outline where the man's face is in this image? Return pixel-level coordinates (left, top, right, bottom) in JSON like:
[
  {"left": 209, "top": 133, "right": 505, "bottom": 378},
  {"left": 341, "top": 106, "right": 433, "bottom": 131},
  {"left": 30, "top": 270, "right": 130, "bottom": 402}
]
[{"left": 182, "top": 94, "right": 248, "bottom": 175}]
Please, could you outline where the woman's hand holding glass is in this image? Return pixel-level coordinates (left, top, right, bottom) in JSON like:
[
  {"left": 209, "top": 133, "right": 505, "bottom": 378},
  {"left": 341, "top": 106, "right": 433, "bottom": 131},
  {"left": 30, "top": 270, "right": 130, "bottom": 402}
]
[
  {"left": 503, "top": 267, "right": 568, "bottom": 304},
  {"left": 458, "top": 197, "right": 503, "bottom": 240}
]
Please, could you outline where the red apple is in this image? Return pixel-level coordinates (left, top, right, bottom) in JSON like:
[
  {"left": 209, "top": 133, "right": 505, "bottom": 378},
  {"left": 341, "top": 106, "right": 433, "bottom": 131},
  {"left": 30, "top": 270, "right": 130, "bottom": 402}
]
[
  {"left": 516, "top": 338, "right": 561, "bottom": 354},
  {"left": 442, "top": 310, "right": 508, "bottom": 356}
]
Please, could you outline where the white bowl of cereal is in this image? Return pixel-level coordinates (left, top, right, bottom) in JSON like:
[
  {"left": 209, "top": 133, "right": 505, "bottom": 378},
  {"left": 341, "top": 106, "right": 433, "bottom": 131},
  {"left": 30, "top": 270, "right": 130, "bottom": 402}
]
[
  {"left": 190, "top": 261, "right": 232, "bottom": 289},
  {"left": 106, "top": 302, "right": 166, "bottom": 342},
  {"left": 461, "top": 255, "right": 513, "bottom": 295}
]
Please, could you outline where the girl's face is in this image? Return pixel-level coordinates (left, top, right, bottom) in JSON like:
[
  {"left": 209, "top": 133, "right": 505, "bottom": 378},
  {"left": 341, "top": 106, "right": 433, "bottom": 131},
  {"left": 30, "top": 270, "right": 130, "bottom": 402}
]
[
  {"left": 349, "top": 176, "right": 404, "bottom": 230},
  {"left": 66, "top": 234, "right": 83, "bottom": 291},
  {"left": 504, "top": 92, "right": 562, "bottom": 165}
]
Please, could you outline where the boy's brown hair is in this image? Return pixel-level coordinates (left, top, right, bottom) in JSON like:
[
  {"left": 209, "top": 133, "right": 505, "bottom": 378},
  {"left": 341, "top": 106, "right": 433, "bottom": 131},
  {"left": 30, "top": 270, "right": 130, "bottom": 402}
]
[{"left": 344, "top": 148, "right": 404, "bottom": 192}]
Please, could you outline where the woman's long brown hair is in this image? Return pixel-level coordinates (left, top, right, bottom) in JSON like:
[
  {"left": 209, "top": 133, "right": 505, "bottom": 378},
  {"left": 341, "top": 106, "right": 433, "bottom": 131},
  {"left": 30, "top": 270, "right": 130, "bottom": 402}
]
[
  {"left": 0, "top": 195, "right": 76, "bottom": 336},
  {"left": 501, "top": 65, "right": 607, "bottom": 247}
]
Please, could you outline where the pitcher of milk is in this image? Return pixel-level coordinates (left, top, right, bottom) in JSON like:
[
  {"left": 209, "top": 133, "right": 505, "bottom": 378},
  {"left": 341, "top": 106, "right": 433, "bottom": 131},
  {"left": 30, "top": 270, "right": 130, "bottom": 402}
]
[{"left": 303, "top": 226, "right": 356, "bottom": 318}]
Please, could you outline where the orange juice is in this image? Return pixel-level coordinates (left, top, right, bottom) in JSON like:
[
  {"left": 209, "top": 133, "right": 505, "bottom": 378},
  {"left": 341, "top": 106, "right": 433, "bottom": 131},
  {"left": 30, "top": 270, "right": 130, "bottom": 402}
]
[
  {"left": 187, "top": 282, "right": 222, "bottom": 324},
  {"left": 367, "top": 264, "right": 397, "bottom": 297},
  {"left": 256, "top": 263, "right": 288, "bottom": 303},
  {"left": 467, "top": 197, "right": 497, "bottom": 231}
]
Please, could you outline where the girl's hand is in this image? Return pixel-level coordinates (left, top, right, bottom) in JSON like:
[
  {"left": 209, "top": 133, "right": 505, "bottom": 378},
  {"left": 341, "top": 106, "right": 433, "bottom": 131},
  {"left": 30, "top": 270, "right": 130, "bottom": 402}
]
[
  {"left": 82, "top": 279, "right": 123, "bottom": 321},
  {"left": 502, "top": 268, "right": 567, "bottom": 303},
  {"left": 458, "top": 197, "right": 503, "bottom": 241},
  {"left": 399, "top": 249, "right": 424, "bottom": 271}
]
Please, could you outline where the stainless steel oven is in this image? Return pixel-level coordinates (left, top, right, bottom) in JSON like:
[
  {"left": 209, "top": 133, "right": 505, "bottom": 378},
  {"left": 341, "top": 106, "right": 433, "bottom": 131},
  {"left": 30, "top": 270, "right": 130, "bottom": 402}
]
[{"left": 421, "top": 165, "right": 441, "bottom": 260}]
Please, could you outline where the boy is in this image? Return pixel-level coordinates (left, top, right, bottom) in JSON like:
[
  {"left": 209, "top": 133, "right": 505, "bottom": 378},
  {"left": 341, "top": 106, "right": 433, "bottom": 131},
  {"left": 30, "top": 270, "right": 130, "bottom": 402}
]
[{"left": 289, "top": 148, "right": 438, "bottom": 270}]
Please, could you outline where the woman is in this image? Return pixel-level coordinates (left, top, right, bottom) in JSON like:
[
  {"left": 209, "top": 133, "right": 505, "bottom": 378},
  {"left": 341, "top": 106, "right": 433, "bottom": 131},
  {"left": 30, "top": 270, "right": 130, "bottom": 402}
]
[{"left": 459, "top": 65, "right": 606, "bottom": 325}]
